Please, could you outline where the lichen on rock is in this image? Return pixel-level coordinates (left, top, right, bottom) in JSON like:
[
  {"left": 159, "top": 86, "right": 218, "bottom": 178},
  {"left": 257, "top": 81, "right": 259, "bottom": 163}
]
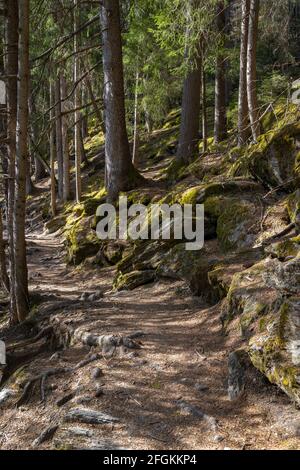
[{"left": 249, "top": 297, "right": 300, "bottom": 405}]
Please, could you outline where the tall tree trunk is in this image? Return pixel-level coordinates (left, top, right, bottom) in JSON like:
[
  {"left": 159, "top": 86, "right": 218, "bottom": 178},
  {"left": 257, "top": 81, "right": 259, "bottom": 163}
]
[
  {"left": 26, "top": 157, "right": 34, "bottom": 195},
  {"left": 5, "top": 0, "right": 18, "bottom": 323},
  {"left": 50, "top": 83, "right": 57, "bottom": 217},
  {"left": 0, "top": 206, "right": 9, "bottom": 294},
  {"left": 100, "top": 0, "right": 141, "bottom": 201},
  {"left": 61, "top": 75, "right": 70, "bottom": 201},
  {"left": 238, "top": 0, "right": 250, "bottom": 146},
  {"left": 80, "top": 125, "right": 88, "bottom": 165},
  {"left": 14, "top": 0, "right": 30, "bottom": 322},
  {"left": 34, "top": 153, "right": 46, "bottom": 181},
  {"left": 74, "top": 0, "right": 82, "bottom": 203},
  {"left": 201, "top": 57, "right": 208, "bottom": 153},
  {"left": 176, "top": 0, "right": 202, "bottom": 163},
  {"left": 247, "top": 0, "right": 260, "bottom": 142},
  {"left": 55, "top": 75, "right": 64, "bottom": 200},
  {"left": 132, "top": 69, "right": 140, "bottom": 167},
  {"left": 214, "top": 1, "right": 228, "bottom": 144},
  {"left": 29, "top": 97, "right": 46, "bottom": 181}
]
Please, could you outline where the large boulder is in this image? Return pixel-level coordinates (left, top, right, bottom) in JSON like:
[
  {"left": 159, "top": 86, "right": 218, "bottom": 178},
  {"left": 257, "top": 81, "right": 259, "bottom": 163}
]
[
  {"left": 222, "top": 250, "right": 300, "bottom": 405},
  {"left": 249, "top": 297, "right": 300, "bottom": 406},
  {"left": 262, "top": 256, "right": 300, "bottom": 295},
  {"left": 156, "top": 242, "right": 222, "bottom": 300},
  {"left": 65, "top": 216, "right": 102, "bottom": 265},
  {"left": 222, "top": 258, "right": 278, "bottom": 336},
  {"left": 231, "top": 123, "right": 300, "bottom": 190},
  {"left": 208, "top": 247, "right": 264, "bottom": 300}
]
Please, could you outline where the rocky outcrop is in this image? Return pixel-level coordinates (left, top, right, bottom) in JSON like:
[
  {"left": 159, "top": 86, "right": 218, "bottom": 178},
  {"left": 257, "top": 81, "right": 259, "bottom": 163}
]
[
  {"left": 223, "top": 250, "right": 300, "bottom": 404},
  {"left": 249, "top": 297, "right": 300, "bottom": 406},
  {"left": 65, "top": 216, "right": 102, "bottom": 265},
  {"left": 231, "top": 123, "right": 300, "bottom": 190}
]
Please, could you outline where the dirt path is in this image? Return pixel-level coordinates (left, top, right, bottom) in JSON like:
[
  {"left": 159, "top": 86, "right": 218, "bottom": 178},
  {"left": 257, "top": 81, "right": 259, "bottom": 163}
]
[{"left": 0, "top": 226, "right": 299, "bottom": 450}]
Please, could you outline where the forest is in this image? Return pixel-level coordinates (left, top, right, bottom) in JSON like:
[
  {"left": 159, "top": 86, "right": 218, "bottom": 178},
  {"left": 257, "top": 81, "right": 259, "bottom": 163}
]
[{"left": 0, "top": 0, "right": 300, "bottom": 452}]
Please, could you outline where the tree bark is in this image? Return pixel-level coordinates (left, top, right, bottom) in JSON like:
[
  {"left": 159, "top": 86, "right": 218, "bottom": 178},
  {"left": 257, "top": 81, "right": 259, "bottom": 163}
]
[
  {"left": 5, "top": 0, "right": 18, "bottom": 322},
  {"left": 74, "top": 0, "right": 82, "bottom": 203},
  {"left": 132, "top": 69, "right": 140, "bottom": 167},
  {"left": 60, "top": 75, "right": 70, "bottom": 201},
  {"left": 0, "top": 206, "right": 9, "bottom": 294},
  {"left": 238, "top": 0, "right": 250, "bottom": 146},
  {"left": 29, "top": 97, "right": 46, "bottom": 181},
  {"left": 201, "top": 43, "right": 208, "bottom": 153},
  {"left": 176, "top": 0, "right": 202, "bottom": 163},
  {"left": 247, "top": 0, "right": 260, "bottom": 142},
  {"left": 14, "top": 0, "right": 30, "bottom": 322},
  {"left": 80, "top": 125, "right": 88, "bottom": 165},
  {"left": 214, "top": 1, "right": 228, "bottom": 144},
  {"left": 55, "top": 75, "right": 64, "bottom": 200},
  {"left": 26, "top": 158, "right": 34, "bottom": 195},
  {"left": 50, "top": 83, "right": 57, "bottom": 217},
  {"left": 100, "top": 0, "right": 141, "bottom": 201}
]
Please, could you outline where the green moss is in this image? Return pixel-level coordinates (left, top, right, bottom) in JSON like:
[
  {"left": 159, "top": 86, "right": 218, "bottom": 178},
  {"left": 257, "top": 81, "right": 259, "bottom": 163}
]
[
  {"left": 229, "top": 121, "right": 300, "bottom": 188},
  {"left": 266, "top": 236, "right": 300, "bottom": 260},
  {"left": 65, "top": 216, "right": 102, "bottom": 265},
  {"left": 84, "top": 133, "right": 105, "bottom": 155},
  {"left": 286, "top": 190, "right": 300, "bottom": 223},
  {"left": 164, "top": 158, "right": 185, "bottom": 182},
  {"left": 204, "top": 196, "right": 228, "bottom": 219},
  {"left": 124, "top": 190, "right": 152, "bottom": 207},
  {"left": 179, "top": 186, "right": 202, "bottom": 205},
  {"left": 217, "top": 201, "right": 253, "bottom": 252},
  {"left": 114, "top": 270, "right": 156, "bottom": 291},
  {"left": 249, "top": 297, "right": 300, "bottom": 404}
]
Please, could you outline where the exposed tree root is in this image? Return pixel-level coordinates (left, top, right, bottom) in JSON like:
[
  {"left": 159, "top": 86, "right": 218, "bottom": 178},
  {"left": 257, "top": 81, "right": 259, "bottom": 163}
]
[
  {"left": 262, "top": 223, "right": 296, "bottom": 246},
  {"left": 17, "top": 367, "right": 72, "bottom": 407},
  {"left": 49, "top": 316, "right": 143, "bottom": 354}
]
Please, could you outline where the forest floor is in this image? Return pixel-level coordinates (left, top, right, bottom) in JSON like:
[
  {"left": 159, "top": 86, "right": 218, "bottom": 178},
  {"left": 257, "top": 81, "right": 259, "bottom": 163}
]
[
  {"left": 0, "top": 199, "right": 299, "bottom": 450},
  {"left": 1, "top": 141, "right": 300, "bottom": 450}
]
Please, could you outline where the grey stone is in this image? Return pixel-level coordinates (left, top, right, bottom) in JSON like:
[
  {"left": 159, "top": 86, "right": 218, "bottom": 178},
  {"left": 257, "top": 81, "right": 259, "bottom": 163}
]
[
  {"left": 195, "top": 382, "right": 209, "bottom": 392},
  {"left": 228, "top": 350, "right": 247, "bottom": 401},
  {"left": 91, "top": 367, "right": 103, "bottom": 380}
]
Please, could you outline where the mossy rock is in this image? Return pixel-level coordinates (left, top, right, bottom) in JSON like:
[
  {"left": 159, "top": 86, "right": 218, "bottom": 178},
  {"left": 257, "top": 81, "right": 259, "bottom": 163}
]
[
  {"left": 222, "top": 259, "right": 277, "bottom": 334},
  {"left": 249, "top": 297, "right": 300, "bottom": 405},
  {"left": 265, "top": 237, "right": 300, "bottom": 260},
  {"left": 124, "top": 189, "right": 153, "bottom": 207},
  {"left": 262, "top": 256, "right": 300, "bottom": 295},
  {"left": 65, "top": 216, "right": 103, "bottom": 265},
  {"left": 286, "top": 190, "right": 300, "bottom": 224},
  {"left": 182, "top": 180, "right": 261, "bottom": 205},
  {"left": 217, "top": 200, "right": 257, "bottom": 252},
  {"left": 157, "top": 243, "right": 220, "bottom": 300},
  {"left": 114, "top": 270, "right": 156, "bottom": 291},
  {"left": 208, "top": 247, "right": 264, "bottom": 301},
  {"left": 102, "top": 241, "right": 124, "bottom": 265},
  {"left": 231, "top": 123, "right": 300, "bottom": 189}
]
